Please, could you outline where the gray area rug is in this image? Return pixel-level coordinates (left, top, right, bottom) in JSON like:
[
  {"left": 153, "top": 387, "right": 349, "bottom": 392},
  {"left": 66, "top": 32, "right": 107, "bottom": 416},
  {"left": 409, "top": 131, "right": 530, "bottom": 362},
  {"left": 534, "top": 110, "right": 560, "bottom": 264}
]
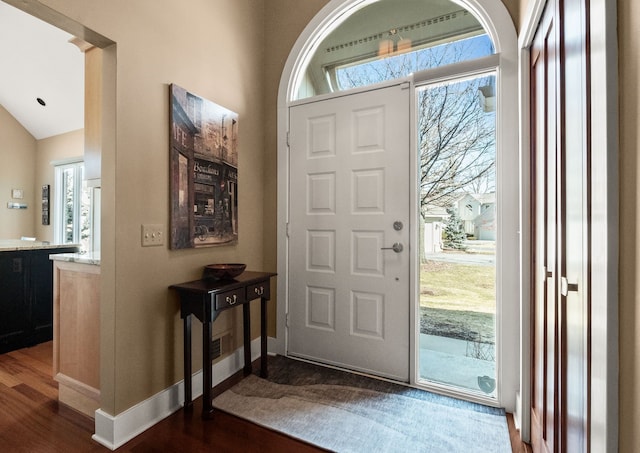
[{"left": 213, "top": 356, "right": 511, "bottom": 452}]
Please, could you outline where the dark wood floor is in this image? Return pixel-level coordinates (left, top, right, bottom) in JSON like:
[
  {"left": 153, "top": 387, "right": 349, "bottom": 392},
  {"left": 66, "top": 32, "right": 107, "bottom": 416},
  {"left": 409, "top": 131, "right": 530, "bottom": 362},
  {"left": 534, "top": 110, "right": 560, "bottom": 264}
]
[
  {"left": 0, "top": 342, "right": 528, "bottom": 452},
  {"left": 507, "top": 413, "right": 534, "bottom": 453}
]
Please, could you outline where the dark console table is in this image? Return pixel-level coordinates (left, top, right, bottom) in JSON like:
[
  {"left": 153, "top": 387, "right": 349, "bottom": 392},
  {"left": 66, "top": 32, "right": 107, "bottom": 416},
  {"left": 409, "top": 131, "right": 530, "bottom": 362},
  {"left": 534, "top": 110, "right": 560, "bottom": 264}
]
[{"left": 169, "top": 271, "right": 276, "bottom": 419}]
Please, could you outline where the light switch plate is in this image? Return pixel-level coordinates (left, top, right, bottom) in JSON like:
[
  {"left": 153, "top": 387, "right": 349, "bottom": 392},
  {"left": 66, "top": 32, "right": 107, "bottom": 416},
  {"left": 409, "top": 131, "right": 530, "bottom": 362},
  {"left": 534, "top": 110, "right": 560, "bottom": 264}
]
[{"left": 141, "top": 224, "right": 164, "bottom": 247}]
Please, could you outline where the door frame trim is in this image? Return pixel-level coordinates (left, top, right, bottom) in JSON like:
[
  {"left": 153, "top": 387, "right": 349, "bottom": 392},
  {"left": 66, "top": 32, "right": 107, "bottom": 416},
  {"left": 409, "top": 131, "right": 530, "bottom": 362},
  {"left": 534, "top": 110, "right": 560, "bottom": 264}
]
[{"left": 276, "top": 0, "right": 519, "bottom": 412}]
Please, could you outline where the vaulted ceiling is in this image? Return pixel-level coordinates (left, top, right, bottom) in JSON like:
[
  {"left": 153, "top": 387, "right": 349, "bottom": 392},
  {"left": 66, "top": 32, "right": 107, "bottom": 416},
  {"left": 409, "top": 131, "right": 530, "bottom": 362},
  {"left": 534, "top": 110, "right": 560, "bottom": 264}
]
[{"left": 0, "top": 1, "right": 83, "bottom": 140}]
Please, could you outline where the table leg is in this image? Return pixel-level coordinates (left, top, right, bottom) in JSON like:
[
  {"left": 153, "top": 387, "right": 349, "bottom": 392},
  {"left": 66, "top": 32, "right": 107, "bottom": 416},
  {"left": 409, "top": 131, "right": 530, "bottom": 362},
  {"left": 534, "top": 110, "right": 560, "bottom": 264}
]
[
  {"left": 261, "top": 297, "right": 268, "bottom": 378},
  {"left": 202, "top": 320, "right": 214, "bottom": 419},
  {"left": 183, "top": 315, "right": 193, "bottom": 411},
  {"left": 242, "top": 303, "right": 252, "bottom": 375}
]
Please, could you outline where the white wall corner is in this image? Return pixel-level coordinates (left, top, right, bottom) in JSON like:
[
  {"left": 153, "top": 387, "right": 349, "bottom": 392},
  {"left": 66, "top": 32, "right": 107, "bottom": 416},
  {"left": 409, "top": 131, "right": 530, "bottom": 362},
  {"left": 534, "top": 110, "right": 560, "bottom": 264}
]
[
  {"left": 92, "top": 336, "right": 266, "bottom": 450},
  {"left": 268, "top": 335, "right": 280, "bottom": 355}
]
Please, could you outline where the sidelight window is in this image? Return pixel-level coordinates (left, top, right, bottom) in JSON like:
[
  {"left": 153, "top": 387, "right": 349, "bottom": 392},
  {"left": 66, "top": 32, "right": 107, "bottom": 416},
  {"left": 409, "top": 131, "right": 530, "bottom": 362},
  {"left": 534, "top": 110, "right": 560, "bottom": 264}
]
[{"left": 54, "top": 160, "right": 93, "bottom": 252}]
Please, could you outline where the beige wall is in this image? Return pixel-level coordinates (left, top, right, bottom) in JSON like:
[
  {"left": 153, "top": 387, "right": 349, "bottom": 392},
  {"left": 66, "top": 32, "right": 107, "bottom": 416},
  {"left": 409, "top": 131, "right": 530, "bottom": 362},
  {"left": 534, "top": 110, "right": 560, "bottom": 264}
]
[
  {"left": 0, "top": 104, "right": 36, "bottom": 239},
  {"left": 32, "top": 0, "right": 268, "bottom": 415},
  {"left": 500, "top": 0, "right": 519, "bottom": 28},
  {"left": 34, "top": 129, "right": 84, "bottom": 242},
  {"left": 519, "top": 0, "right": 529, "bottom": 30},
  {"left": 619, "top": 0, "right": 639, "bottom": 450}
]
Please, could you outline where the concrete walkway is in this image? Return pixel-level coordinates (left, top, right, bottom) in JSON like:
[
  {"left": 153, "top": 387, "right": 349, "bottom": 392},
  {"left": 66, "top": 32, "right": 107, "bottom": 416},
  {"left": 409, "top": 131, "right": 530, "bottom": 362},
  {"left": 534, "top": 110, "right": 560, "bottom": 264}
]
[
  {"left": 419, "top": 333, "right": 496, "bottom": 397},
  {"left": 424, "top": 251, "right": 495, "bottom": 266}
]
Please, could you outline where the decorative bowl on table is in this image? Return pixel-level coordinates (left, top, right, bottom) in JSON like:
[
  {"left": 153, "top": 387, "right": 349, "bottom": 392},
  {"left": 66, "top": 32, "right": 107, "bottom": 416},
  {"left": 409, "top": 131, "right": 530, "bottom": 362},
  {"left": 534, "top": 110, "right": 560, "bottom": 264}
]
[{"left": 203, "top": 263, "right": 246, "bottom": 280}]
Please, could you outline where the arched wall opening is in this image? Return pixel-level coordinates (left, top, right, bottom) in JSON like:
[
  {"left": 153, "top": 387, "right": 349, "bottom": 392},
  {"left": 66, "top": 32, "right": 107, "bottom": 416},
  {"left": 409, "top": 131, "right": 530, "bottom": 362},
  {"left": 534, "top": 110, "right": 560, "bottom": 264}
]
[{"left": 276, "top": 0, "right": 520, "bottom": 414}]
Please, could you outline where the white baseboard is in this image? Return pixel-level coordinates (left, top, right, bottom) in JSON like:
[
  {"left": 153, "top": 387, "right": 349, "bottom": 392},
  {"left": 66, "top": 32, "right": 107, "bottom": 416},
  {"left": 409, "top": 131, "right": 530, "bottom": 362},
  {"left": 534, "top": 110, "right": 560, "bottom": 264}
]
[{"left": 92, "top": 336, "right": 269, "bottom": 450}]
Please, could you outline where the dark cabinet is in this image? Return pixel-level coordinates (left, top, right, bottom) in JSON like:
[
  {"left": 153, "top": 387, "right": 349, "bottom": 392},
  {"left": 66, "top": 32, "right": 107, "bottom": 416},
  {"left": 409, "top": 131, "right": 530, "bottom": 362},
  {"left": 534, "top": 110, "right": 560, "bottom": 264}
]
[
  {"left": 0, "top": 252, "right": 28, "bottom": 350},
  {"left": 0, "top": 247, "right": 78, "bottom": 353}
]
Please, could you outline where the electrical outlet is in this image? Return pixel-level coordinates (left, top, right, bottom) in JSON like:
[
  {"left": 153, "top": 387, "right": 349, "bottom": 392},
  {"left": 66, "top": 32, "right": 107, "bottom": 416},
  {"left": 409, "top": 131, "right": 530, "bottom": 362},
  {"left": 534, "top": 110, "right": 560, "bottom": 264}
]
[{"left": 141, "top": 224, "right": 164, "bottom": 247}]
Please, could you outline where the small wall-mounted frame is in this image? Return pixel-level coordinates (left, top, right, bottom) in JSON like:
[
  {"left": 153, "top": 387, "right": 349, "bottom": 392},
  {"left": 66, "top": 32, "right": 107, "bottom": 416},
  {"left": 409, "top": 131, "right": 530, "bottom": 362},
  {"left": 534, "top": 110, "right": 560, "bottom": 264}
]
[
  {"left": 11, "top": 188, "right": 24, "bottom": 199},
  {"left": 42, "top": 184, "right": 50, "bottom": 225}
]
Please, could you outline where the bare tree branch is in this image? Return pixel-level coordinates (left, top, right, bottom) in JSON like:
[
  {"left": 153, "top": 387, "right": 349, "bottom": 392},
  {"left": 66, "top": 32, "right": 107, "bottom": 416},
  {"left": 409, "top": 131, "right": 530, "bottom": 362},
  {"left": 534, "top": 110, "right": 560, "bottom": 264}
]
[{"left": 335, "top": 37, "right": 496, "bottom": 220}]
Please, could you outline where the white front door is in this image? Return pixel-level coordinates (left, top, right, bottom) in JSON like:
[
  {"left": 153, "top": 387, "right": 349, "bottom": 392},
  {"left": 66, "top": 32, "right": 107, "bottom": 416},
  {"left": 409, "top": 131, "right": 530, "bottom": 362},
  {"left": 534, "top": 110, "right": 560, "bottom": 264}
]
[{"left": 287, "top": 82, "right": 410, "bottom": 381}]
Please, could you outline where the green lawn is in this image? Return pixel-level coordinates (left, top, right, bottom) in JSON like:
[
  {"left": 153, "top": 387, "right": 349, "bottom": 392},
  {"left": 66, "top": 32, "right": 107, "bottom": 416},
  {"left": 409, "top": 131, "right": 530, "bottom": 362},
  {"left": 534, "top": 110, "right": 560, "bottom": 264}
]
[
  {"left": 420, "top": 260, "right": 495, "bottom": 313},
  {"left": 420, "top": 259, "right": 495, "bottom": 344}
]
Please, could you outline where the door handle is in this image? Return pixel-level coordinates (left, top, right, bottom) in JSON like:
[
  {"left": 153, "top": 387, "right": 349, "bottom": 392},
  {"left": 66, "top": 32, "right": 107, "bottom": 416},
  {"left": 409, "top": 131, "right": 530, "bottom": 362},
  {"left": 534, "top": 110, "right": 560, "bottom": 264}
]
[
  {"left": 560, "top": 277, "right": 579, "bottom": 296},
  {"left": 381, "top": 242, "right": 403, "bottom": 253}
]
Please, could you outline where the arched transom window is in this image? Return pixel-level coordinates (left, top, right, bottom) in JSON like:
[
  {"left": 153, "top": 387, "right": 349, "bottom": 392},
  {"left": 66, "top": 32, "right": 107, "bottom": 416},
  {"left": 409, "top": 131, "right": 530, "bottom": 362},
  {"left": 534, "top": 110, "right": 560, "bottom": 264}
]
[{"left": 295, "top": 0, "right": 494, "bottom": 100}]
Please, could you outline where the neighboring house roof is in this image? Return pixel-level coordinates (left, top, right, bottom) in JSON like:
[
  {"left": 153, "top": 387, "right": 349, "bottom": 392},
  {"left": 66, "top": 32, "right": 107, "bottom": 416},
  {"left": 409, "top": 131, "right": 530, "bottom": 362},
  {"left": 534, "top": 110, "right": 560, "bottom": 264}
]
[
  {"left": 454, "top": 192, "right": 496, "bottom": 206},
  {"left": 422, "top": 192, "right": 496, "bottom": 221},
  {"left": 473, "top": 192, "right": 496, "bottom": 205},
  {"left": 422, "top": 192, "right": 462, "bottom": 209},
  {"left": 423, "top": 205, "right": 449, "bottom": 217}
]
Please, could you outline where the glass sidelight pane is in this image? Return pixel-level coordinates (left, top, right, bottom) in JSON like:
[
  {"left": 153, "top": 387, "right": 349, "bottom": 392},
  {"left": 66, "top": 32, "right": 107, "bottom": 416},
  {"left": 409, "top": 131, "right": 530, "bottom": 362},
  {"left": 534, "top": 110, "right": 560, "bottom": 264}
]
[
  {"left": 417, "top": 73, "right": 497, "bottom": 397},
  {"left": 61, "top": 166, "right": 75, "bottom": 243},
  {"left": 55, "top": 162, "right": 93, "bottom": 252}
]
